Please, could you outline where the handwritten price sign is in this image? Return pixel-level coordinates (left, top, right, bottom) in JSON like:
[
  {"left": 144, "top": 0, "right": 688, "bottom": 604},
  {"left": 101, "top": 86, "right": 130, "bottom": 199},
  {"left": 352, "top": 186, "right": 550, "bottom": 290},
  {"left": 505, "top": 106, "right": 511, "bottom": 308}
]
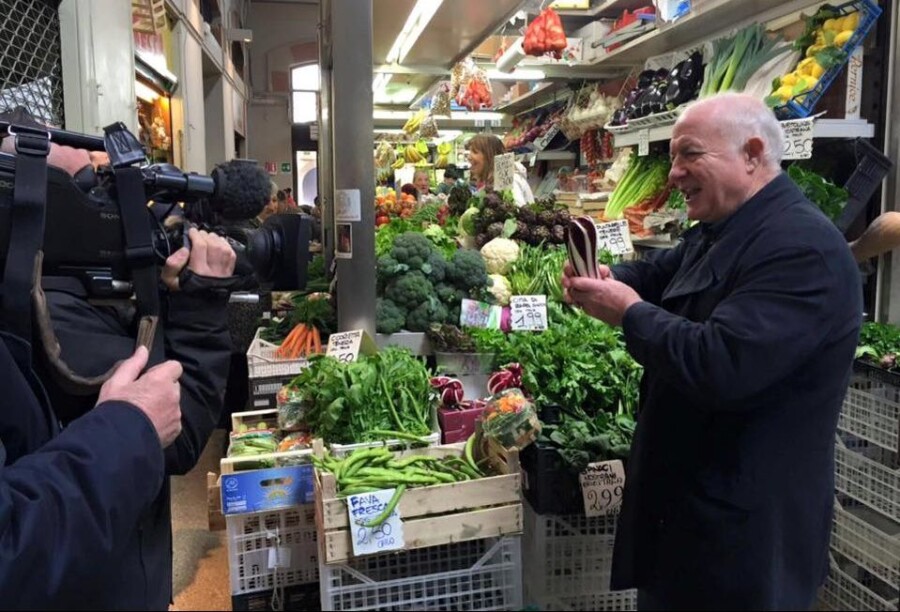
[
  {"left": 595, "top": 219, "right": 633, "bottom": 256},
  {"left": 494, "top": 153, "right": 515, "bottom": 192},
  {"left": 326, "top": 330, "right": 363, "bottom": 363},
  {"left": 781, "top": 117, "right": 814, "bottom": 160},
  {"left": 347, "top": 489, "right": 405, "bottom": 556},
  {"left": 579, "top": 460, "right": 625, "bottom": 517},
  {"left": 510, "top": 295, "right": 548, "bottom": 331}
]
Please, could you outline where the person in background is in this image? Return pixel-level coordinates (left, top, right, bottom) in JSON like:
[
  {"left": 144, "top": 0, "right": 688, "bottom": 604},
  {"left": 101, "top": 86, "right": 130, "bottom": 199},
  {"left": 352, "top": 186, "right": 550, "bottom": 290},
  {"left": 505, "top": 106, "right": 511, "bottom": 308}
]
[
  {"left": 562, "top": 93, "right": 862, "bottom": 610},
  {"left": 466, "top": 133, "right": 534, "bottom": 206},
  {"left": 437, "top": 166, "right": 460, "bottom": 195},
  {"left": 250, "top": 181, "right": 280, "bottom": 228},
  {"left": 400, "top": 183, "right": 419, "bottom": 199},
  {"left": 284, "top": 187, "right": 296, "bottom": 208},
  {"left": 413, "top": 169, "right": 432, "bottom": 198}
]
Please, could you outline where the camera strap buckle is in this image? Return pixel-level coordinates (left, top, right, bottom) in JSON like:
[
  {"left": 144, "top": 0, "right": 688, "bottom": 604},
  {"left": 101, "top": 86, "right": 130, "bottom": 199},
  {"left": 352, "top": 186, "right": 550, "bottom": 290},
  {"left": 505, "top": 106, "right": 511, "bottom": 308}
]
[{"left": 7, "top": 124, "right": 52, "bottom": 157}]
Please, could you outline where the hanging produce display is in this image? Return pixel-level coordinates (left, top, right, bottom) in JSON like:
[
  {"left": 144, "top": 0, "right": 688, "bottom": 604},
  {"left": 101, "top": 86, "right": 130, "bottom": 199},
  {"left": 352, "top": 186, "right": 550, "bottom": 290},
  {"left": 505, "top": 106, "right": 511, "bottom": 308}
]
[{"left": 522, "top": 7, "right": 568, "bottom": 59}]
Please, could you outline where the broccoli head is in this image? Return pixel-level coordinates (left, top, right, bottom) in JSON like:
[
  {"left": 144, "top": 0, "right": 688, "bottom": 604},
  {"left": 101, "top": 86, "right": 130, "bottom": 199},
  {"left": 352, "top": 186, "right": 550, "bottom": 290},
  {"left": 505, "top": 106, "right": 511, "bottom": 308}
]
[
  {"left": 434, "top": 282, "right": 466, "bottom": 307},
  {"left": 405, "top": 298, "right": 449, "bottom": 332},
  {"left": 447, "top": 249, "right": 489, "bottom": 292},
  {"left": 390, "top": 232, "right": 435, "bottom": 271},
  {"left": 423, "top": 252, "right": 447, "bottom": 283},
  {"left": 376, "top": 298, "right": 407, "bottom": 334},
  {"left": 376, "top": 254, "right": 407, "bottom": 291},
  {"left": 446, "top": 304, "right": 461, "bottom": 326},
  {"left": 384, "top": 271, "right": 434, "bottom": 311}
]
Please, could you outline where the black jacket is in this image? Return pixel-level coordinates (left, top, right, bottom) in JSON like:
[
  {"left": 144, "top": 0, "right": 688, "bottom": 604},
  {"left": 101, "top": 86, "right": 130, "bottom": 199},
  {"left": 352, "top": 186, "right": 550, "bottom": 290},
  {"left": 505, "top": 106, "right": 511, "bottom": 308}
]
[
  {"left": 14, "top": 286, "right": 232, "bottom": 609},
  {"left": 609, "top": 173, "right": 862, "bottom": 609}
]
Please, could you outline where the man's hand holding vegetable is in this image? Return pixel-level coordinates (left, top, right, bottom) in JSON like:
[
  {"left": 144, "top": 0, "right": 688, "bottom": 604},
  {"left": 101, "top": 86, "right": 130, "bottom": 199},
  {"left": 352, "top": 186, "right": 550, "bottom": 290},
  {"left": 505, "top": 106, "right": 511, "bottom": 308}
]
[{"left": 561, "top": 261, "right": 641, "bottom": 326}]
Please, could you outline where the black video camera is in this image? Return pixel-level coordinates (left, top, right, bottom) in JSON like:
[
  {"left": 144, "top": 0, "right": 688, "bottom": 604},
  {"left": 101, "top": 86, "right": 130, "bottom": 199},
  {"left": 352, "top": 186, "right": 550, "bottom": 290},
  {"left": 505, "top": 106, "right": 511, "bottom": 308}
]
[{"left": 0, "top": 117, "right": 312, "bottom": 297}]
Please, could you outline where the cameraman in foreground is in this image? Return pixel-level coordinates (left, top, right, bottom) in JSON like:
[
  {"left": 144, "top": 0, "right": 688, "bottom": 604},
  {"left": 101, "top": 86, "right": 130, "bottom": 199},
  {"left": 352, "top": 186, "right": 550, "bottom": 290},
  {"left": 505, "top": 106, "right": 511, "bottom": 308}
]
[{"left": 0, "top": 134, "right": 237, "bottom": 609}]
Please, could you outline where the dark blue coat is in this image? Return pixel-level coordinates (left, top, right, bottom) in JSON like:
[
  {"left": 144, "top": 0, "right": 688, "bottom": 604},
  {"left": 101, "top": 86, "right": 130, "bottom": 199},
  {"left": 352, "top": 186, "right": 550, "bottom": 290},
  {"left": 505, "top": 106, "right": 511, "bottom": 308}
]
[
  {"left": 0, "top": 288, "right": 231, "bottom": 610},
  {"left": 609, "top": 173, "right": 862, "bottom": 610}
]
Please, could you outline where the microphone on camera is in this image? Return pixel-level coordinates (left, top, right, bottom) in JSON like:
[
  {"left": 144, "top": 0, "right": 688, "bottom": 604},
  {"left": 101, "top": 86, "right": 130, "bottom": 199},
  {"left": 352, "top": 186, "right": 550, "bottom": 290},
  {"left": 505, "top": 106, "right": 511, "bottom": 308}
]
[{"left": 210, "top": 159, "right": 272, "bottom": 220}]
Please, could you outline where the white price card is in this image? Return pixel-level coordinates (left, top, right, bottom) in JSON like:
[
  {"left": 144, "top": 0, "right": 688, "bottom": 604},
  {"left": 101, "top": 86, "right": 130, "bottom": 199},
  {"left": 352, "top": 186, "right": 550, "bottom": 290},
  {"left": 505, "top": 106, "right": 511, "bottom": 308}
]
[
  {"left": 510, "top": 295, "right": 548, "bottom": 331},
  {"left": 533, "top": 123, "right": 561, "bottom": 152},
  {"left": 326, "top": 329, "right": 377, "bottom": 363},
  {"left": 595, "top": 219, "right": 634, "bottom": 256},
  {"left": 637, "top": 129, "right": 650, "bottom": 157},
  {"left": 335, "top": 189, "right": 361, "bottom": 222},
  {"left": 347, "top": 489, "right": 405, "bottom": 556},
  {"left": 268, "top": 547, "right": 292, "bottom": 569},
  {"left": 579, "top": 460, "right": 626, "bottom": 517},
  {"left": 494, "top": 153, "right": 515, "bottom": 192},
  {"left": 780, "top": 117, "right": 814, "bottom": 160},
  {"left": 459, "top": 299, "right": 503, "bottom": 329}
]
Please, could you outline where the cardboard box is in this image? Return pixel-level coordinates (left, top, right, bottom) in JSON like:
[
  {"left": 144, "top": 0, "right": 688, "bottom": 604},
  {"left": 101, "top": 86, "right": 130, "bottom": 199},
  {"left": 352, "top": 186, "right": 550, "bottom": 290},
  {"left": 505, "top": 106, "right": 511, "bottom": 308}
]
[{"left": 221, "top": 464, "right": 315, "bottom": 515}]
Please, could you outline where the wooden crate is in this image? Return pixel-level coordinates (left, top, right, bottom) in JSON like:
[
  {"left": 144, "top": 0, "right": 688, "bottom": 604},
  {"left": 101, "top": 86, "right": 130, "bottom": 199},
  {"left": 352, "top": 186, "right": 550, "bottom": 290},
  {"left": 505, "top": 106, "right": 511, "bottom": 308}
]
[
  {"left": 231, "top": 408, "right": 279, "bottom": 433},
  {"left": 314, "top": 437, "right": 523, "bottom": 564},
  {"left": 207, "top": 472, "right": 226, "bottom": 532}
]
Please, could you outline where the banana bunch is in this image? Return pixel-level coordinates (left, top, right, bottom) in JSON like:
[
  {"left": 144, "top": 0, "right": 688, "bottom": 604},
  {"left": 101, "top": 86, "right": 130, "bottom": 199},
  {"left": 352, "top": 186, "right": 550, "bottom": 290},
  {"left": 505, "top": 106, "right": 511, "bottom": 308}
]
[
  {"left": 402, "top": 109, "right": 427, "bottom": 136},
  {"left": 404, "top": 140, "right": 430, "bottom": 164},
  {"left": 374, "top": 141, "right": 395, "bottom": 167},
  {"left": 391, "top": 149, "right": 406, "bottom": 170},
  {"left": 434, "top": 141, "right": 453, "bottom": 169}
]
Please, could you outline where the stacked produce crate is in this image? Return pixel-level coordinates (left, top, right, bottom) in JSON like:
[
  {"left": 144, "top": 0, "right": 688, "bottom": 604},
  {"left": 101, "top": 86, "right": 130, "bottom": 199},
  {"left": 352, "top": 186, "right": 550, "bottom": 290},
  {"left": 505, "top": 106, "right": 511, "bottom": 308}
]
[
  {"left": 820, "top": 363, "right": 900, "bottom": 611},
  {"left": 520, "top": 443, "right": 636, "bottom": 611},
  {"left": 313, "top": 439, "right": 524, "bottom": 611},
  {"left": 246, "top": 327, "right": 309, "bottom": 410}
]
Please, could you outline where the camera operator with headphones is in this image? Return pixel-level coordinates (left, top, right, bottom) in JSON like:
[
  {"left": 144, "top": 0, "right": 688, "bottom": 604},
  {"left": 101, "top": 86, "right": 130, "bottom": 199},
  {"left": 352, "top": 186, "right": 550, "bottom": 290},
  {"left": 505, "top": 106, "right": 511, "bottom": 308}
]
[{"left": 0, "top": 119, "right": 238, "bottom": 609}]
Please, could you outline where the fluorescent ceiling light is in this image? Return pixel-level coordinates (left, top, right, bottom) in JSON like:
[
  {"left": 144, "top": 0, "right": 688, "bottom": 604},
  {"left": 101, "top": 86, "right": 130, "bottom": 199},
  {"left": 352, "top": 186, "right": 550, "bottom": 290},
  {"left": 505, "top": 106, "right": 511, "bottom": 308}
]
[
  {"left": 135, "top": 80, "right": 160, "bottom": 103},
  {"left": 385, "top": 0, "right": 443, "bottom": 64},
  {"left": 486, "top": 68, "right": 546, "bottom": 81},
  {"left": 449, "top": 111, "right": 506, "bottom": 121},
  {"left": 372, "top": 72, "right": 392, "bottom": 97}
]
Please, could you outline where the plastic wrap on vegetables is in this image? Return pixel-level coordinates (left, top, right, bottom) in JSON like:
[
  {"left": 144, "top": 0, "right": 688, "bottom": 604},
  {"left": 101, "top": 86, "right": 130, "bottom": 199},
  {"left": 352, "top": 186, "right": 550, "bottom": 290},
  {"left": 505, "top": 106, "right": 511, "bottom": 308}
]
[
  {"left": 277, "top": 384, "right": 309, "bottom": 431},
  {"left": 227, "top": 427, "right": 279, "bottom": 469},
  {"left": 480, "top": 388, "right": 541, "bottom": 450}
]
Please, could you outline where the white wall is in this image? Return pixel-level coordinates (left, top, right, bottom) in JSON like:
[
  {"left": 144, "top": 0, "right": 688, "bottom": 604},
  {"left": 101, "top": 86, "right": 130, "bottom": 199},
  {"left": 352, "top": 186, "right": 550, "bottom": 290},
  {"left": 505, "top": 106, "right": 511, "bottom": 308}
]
[
  {"left": 59, "top": 0, "right": 138, "bottom": 135},
  {"left": 246, "top": 1, "right": 319, "bottom": 189}
]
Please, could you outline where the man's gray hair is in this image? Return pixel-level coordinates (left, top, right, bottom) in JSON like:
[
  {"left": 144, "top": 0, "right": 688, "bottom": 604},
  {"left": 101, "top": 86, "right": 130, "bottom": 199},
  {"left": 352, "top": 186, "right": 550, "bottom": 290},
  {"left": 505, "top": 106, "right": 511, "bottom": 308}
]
[{"left": 680, "top": 93, "right": 784, "bottom": 167}]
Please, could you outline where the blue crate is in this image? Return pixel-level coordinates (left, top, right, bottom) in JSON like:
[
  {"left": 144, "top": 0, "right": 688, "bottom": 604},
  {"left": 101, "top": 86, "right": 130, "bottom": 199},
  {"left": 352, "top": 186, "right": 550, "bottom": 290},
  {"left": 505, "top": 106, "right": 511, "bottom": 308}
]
[{"left": 774, "top": 0, "right": 882, "bottom": 120}]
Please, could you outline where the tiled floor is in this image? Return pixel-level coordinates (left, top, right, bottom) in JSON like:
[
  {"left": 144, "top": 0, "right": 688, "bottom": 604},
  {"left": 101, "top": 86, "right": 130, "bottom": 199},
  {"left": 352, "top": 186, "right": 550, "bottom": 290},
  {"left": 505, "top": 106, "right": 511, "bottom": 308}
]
[{"left": 170, "top": 429, "right": 232, "bottom": 611}]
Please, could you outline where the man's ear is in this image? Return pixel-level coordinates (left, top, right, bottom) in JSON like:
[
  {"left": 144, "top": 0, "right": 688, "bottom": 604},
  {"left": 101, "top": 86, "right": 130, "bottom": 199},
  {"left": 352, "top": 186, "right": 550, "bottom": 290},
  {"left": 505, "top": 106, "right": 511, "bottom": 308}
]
[{"left": 745, "top": 136, "right": 766, "bottom": 169}]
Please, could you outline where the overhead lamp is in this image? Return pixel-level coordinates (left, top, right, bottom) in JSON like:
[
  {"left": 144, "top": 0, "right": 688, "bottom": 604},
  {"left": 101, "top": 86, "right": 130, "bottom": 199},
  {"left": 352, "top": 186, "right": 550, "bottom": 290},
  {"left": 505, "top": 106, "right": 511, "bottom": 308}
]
[
  {"left": 226, "top": 28, "right": 253, "bottom": 43},
  {"left": 486, "top": 68, "right": 546, "bottom": 81},
  {"left": 385, "top": 0, "right": 443, "bottom": 64}
]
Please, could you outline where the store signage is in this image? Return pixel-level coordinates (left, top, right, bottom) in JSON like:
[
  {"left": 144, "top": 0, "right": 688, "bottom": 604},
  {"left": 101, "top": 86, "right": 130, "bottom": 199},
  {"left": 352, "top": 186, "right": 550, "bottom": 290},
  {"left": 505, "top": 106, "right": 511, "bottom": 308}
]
[
  {"left": 781, "top": 117, "right": 814, "bottom": 160},
  {"left": 325, "top": 329, "right": 377, "bottom": 363},
  {"left": 510, "top": 295, "right": 548, "bottom": 331},
  {"left": 579, "top": 460, "right": 625, "bottom": 517},
  {"left": 347, "top": 489, "right": 406, "bottom": 556},
  {"left": 595, "top": 219, "right": 633, "bottom": 256},
  {"left": 281, "top": 162, "right": 292, "bottom": 173},
  {"left": 494, "top": 153, "right": 515, "bottom": 192},
  {"left": 637, "top": 129, "right": 650, "bottom": 156},
  {"left": 532, "top": 123, "right": 560, "bottom": 152}
]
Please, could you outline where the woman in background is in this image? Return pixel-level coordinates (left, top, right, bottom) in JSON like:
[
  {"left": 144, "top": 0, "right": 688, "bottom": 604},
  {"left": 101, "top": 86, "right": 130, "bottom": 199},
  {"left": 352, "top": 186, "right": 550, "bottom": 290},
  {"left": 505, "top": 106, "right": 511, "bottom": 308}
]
[{"left": 466, "top": 133, "right": 534, "bottom": 206}]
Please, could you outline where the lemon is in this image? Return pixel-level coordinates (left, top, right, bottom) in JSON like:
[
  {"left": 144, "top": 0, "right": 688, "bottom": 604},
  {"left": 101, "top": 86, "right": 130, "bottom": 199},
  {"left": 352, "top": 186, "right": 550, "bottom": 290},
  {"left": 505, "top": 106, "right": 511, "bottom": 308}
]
[
  {"left": 835, "top": 30, "right": 854, "bottom": 47},
  {"left": 806, "top": 43, "right": 826, "bottom": 58},
  {"left": 801, "top": 76, "right": 819, "bottom": 92},
  {"left": 797, "top": 57, "right": 816, "bottom": 74},
  {"left": 775, "top": 85, "right": 794, "bottom": 102},
  {"left": 811, "top": 62, "right": 825, "bottom": 79},
  {"left": 815, "top": 30, "right": 826, "bottom": 46},
  {"left": 781, "top": 73, "right": 799, "bottom": 87},
  {"left": 844, "top": 11, "right": 860, "bottom": 31},
  {"left": 823, "top": 18, "right": 839, "bottom": 33}
]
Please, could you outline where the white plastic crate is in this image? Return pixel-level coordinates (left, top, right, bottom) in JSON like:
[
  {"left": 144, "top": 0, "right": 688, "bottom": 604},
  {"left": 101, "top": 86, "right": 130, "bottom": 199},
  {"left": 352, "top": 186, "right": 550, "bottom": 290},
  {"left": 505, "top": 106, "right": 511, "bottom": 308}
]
[
  {"left": 227, "top": 504, "right": 319, "bottom": 595},
  {"left": 831, "top": 498, "right": 900, "bottom": 590},
  {"left": 247, "top": 327, "right": 310, "bottom": 380},
  {"left": 319, "top": 536, "right": 523, "bottom": 611},
  {"left": 840, "top": 378, "right": 900, "bottom": 454},
  {"left": 819, "top": 553, "right": 899, "bottom": 611},
  {"left": 522, "top": 502, "right": 636, "bottom": 610},
  {"left": 834, "top": 438, "right": 900, "bottom": 521}
]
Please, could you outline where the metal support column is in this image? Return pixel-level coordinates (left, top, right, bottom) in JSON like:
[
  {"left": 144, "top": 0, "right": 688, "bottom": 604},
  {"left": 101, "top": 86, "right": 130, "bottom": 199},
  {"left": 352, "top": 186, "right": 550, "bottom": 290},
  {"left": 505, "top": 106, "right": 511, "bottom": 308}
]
[
  {"left": 317, "top": 0, "right": 335, "bottom": 271},
  {"left": 328, "top": 0, "right": 375, "bottom": 334}
]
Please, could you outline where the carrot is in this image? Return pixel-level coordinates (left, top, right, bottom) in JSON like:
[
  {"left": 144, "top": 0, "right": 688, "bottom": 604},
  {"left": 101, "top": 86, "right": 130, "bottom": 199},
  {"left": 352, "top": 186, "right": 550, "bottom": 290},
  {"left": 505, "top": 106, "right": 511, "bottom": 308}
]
[
  {"left": 278, "top": 324, "right": 307, "bottom": 358},
  {"left": 304, "top": 328, "right": 315, "bottom": 356},
  {"left": 312, "top": 327, "right": 322, "bottom": 354},
  {"left": 289, "top": 328, "right": 309, "bottom": 358}
]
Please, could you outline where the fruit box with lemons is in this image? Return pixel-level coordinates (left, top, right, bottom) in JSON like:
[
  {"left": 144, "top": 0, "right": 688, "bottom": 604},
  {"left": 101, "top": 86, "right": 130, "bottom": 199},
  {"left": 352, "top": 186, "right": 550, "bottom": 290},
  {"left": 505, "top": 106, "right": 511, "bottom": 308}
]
[{"left": 769, "top": 0, "right": 881, "bottom": 120}]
